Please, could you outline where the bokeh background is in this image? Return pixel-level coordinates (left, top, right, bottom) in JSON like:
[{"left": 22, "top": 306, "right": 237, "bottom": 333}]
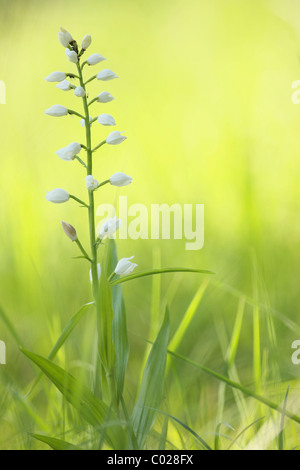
[{"left": 1, "top": 0, "right": 300, "bottom": 449}]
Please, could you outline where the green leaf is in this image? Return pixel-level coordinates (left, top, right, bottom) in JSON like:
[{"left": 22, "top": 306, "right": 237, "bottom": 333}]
[
  {"left": 20, "top": 349, "right": 126, "bottom": 448},
  {"left": 153, "top": 408, "right": 212, "bottom": 450},
  {"left": 278, "top": 385, "right": 290, "bottom": 450},
  {"left": 227, "top": 417, "right": 265, "bottom": 450},
  {"left": 110, "top": 268, "right": 215, "bottom": 286},
  {"left": 168, "top": 279, "right": 209, "bottom": 357},
  {"left": 132, "top": 307, "right": 170, "bottom": 448},
  {"left": 168, "top": 349, "right": 300, "bottom": 425},
  {"left": 109, "top": 240, "right": 130, "bottom": 400},
  {"left": 31, "top": 433, "right": 82, "bottom": 450},
  {"left": 27, "top": 302, "right": 93, "bottom": 396}
]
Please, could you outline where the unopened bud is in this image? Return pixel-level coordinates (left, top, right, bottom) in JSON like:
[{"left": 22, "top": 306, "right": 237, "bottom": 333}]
[{"left": 61, "top": 221, "right": 78, "bottom": 241}]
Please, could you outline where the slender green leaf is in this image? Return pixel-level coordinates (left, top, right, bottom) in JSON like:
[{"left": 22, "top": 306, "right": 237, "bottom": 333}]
[
  {"left": 108, "top": 239, "right": 129, "bottom": 400},
  {"left": 168, "top": 279, "right": 209, "bottom": 356},
  {"left": 0, "top": 305, "right": 23, "bottom": 345},
  {"left": 20, "top": 349, "right": 126, "bottom": 448},
  {"left": 167, "top": 349, "right": 300, "bottom": 425},
  {"left": 132, "top": 307, "right": 170, "bottom": 448},
  {"left": 152, "top": 408, "right": 212, "bottom": 450},
  {"left": 279, "top": 385, "right": 290, "bottom": 451},
  {"left": 31, "top": 433, "right": 82, "bottom": 450},
  {"left": 110, "top": 268, "right": 215, "bottom": 286},
  {"left": 27, "top": 302, "right": 93, "bottom": 396},
  {"left": 227, "top": 417, "right": 265, "bottom": 450}
]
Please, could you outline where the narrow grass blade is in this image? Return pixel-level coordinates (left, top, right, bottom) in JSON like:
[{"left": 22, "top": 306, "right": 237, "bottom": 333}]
[
  {"left": 158, "top": 417, "right": 168, "bottom": 450},
  {"left": 109, "top": 239, "right": 129, "bottom": 401},
  {"left": 252, "top": 255, "right": 262, "bottom": 393},
  {"left": 227, "top": 417, "right": 265, "bottom": 450},
  {"left": 153, "top": 408, "right": 212, "bottom": 450},
  {"left": 132, "top": 307, "right": 170, "bottom": 448},
  {"left": 31, "top": 434, "right": 82, "bottom": 450},
  {"left": 215, "top": 422, "right": 234, "bottom": 450},
  {"left": 20, "top": 349, "right": 125, "bottom": 448},
  {"left": 168, "top": 279, "right": 209, "bottom": 356},
  {"left": 27, "top": 302, "right": 94, "bottom": 396},
  {"left": 278, "top": 385, "right": 290, "bottom": 450},
  {"left": 110, "top": 268, "right": 215, "bottom": 286},
  {"left": 227, "top": 297, "right": 245, "bottom": 369},
  {"left": 167, "top": 349, "right": 300, "bottom": 425},
  {"left": 0, "top": 305, "right": 23, "bottom": 345}
]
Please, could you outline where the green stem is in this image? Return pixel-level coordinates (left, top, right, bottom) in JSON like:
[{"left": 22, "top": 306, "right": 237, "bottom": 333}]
[
  {"left": 69, "top": 194, "right": 89, "bottom": 208},
  {"left": 75, "top": 239, "right": 92, "bottom": 262},
  {"left": 92, "top": 140, "right": 106, "bottom": 153},
  {"left": 75, "top": 156, "right": 87, "bottom": 169},
  {"left": 88, "top": 97, "right": 98, "bottom": 107},
  {"left": 68, "top": 109, "right": 85, "bottom": 119},
  {"left": 84, "top": 74, "right": 97, "bottom": 86},
  {"left": 77, "top": 62, "right": 112, "bottom": 400}
]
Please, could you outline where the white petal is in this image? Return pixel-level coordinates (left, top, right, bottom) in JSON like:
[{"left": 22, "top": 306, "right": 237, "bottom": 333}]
[
  {"left": 97, "top": 113, "right": 116, "bottom": 126},
  {"left": 96, "top": 69, "right": 118, "bottom": 81}
]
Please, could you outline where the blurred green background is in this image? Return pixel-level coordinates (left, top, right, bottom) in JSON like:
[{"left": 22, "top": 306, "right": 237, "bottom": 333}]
[{"left": 1, "top": 0, "right": 300, "bottom": 449}]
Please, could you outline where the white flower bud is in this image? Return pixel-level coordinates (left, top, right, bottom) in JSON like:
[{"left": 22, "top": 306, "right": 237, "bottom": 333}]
[
  {"left": 56, "top": 142, "right": 81, "bottom": 161},
  {"left": 114, "top": 257, "right": 137, "bottom": 276},
  {"left": 74, "top": 86, "right": 86, "bottom": 97},
  {"left": 89, "top": 263, "right": 101, "bottom": 283},
  {"left": 67, "top": 142, "right": 82, "bottom": 155},
  {"left": 98, "top": 217, "right": 121, "bottom": 239},
  {"left": 61, "top": 221, "right": 77, "bottom": 241},
  {"left": 97, "top": 91, "right": 114, "bottom": 103},
  {"left": 65, "top": 48, "right": 78, "bottom": 63},
  {"left": 58, "top": 27, "right": 73, "bottom": 47},
  {"left": 110, "top": 172, "right": 133, "bottom": 187},
  {"left": 80, "top": 116, "right": 93, "bottom": 127},
  {"left": 87, "top": 53, "right": 106, "bottom": 65},
  {"left": 45, "top": 71, "right": 66, "bottom": 82},
  {"left": 56, "top": 80, "right": 72, "bottom": 91},
  {"left": 46, "top": 188, "right": 70, "bottom": 203},
  {"left": 45, "top": 105, "right": 68, "bottom": 117},
  {"left": 85, "top": 175, "right": 99, "bottom": 191},
  {"left": 81, "top": 35, "right": 92, "bottom": 50},
  {"left": 97, "top": 113, "right": 116, "bottom": 126},
  {"left": 96, "top": 69, "right": 118, "bottom": 81},
  {"left": 106, "top": 131, "right": 127, "bottom": 145}
]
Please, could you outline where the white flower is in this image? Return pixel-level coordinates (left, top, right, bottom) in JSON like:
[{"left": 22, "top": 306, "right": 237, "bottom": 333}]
[
  {"left": 58, "top": 27, "right": 73, "bottom": 47},
  {"left": 46, "top": 188, "right": 70, "bottom": 203},
  {"left": 89, "top": 263, "right": 101, "bottom": 283},
  {"left": 45, "top": 71, "right": 66, "bottom": 82},
  {"left": 81, "top": 34, "right": 92, "bottom": 50},
  {"left": 56, "top": 80, "right": 72, "bottom": 91},
  {"left": 114, "top": 257, "right": 137, "bottom": 276},
  {"left": 98, "top": 217, "right": 121, "bottom": 239},
  {"left": 80, "top": 116, "right": 93, "bottom": 127},
  {"left": 85, "top": 175, "right": 99, "bottom": 190},
  {"left": 74, "top": 86, "right": 86, "bottom": 97},
  {"left": 67, "top": 142, "right": 82, "bottom": 155},
  {"left": 45, "top": 105, "right": 68, "bottom": 117},
  {"left": 56, "top": 142, "right": 82, "bottom": 161},
  {"left": 106, "top": 131, "right": 127, "bottom": 145},
  {"left": 97, "top": 91, "right": 114, "bottom": 103},
  {"left": 65, "top": 48, "right": 78, "bottom": 63},
  {"left": 96, "top": 69, "right": 118, "bottom": 81},
  {"left": 87, "top": 53, "right": 106, "bottom": 65},
  {"left": 97, "top": 114, "right": 116, "bottom": 126},
  {"left": 110, "top": 172, "right": 133, "bottom": 187}
]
